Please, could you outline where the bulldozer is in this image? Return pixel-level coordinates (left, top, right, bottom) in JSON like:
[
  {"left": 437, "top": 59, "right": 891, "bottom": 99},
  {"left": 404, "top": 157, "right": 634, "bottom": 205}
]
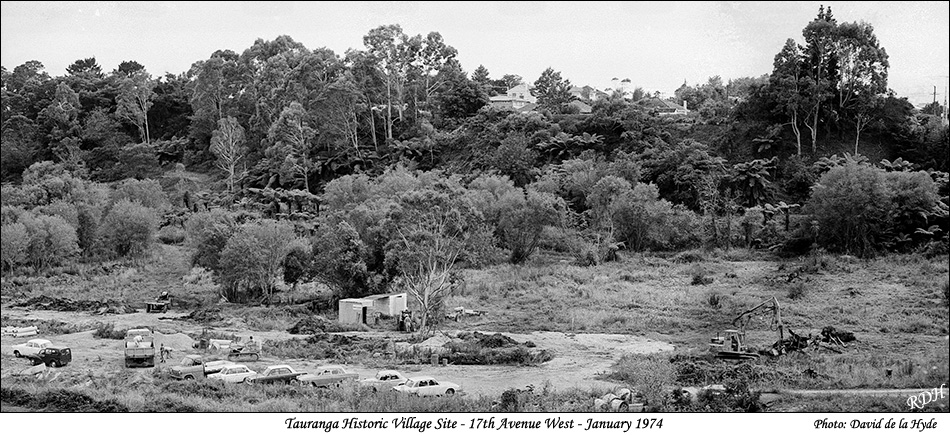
[{"left": 710, "top": 296, "right": 785, "bottom": 360}]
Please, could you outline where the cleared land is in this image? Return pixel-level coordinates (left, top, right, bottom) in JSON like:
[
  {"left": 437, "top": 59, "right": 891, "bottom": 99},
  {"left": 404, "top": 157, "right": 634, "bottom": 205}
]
[{"left": 1, "top": 244, "right": 948, "bottom": 412}]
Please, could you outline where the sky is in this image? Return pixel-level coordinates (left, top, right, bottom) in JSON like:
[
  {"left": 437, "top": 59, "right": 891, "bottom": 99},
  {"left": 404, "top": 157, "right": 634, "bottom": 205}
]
[{"left": 2, "top": 1, "right": 948, "bottom": 106}]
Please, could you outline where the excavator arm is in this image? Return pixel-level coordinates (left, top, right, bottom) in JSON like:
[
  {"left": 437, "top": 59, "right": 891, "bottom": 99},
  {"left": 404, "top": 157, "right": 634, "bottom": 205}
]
[{"left": 732, "top": 296, "right": 785, "bottom": 353}]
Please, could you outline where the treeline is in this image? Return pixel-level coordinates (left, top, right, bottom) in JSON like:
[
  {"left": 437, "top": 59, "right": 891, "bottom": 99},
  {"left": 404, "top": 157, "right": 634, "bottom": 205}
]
[{"left": 1, "top": 8, "right": 948, "bottom": 318}]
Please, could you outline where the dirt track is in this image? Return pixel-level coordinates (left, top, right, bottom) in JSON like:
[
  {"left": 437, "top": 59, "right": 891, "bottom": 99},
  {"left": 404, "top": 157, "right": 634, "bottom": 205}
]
[{"left": 0, "top": 307, "right": 674, "bottom": 397}]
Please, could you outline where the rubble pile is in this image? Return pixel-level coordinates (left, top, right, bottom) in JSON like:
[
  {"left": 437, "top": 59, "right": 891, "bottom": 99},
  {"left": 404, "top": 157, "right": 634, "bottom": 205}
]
[{"left": 14, "top": 295, "right": 136, "bottom": 314}]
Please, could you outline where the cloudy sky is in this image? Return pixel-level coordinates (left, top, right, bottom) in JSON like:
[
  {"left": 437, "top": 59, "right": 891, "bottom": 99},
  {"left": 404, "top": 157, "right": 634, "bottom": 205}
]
[{"left": 2, "top": 1, "right": 948, "bottom": 105}]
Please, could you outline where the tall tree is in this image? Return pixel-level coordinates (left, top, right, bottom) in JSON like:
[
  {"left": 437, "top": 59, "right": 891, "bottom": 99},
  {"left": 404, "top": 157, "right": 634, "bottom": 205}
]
[
  {"left": 533, "top": 67, "right": 574, "bottom": 113},
  {"left": 836, "top": 21, "right": 889, "bottom": 152},
  {"left": 363, "top": 25, "right": 415, "bottom": 140},
  {"left": 266, "top": 102, "right": 316, "bottom": 191},
  {"left": 801, "top": 5, "right": 839, "bottom": 151},
  {"left": 115, "top": 70, "right": 156, "bottom": 144},
  {"left": 416, "top": 31, "right": 458, "bottom": 108},
  {"left": 770, "top": 39, "right": 806, "bottom": 155},
  {"left": 210, "top": 116, "right": 247, "bottom": 195}
]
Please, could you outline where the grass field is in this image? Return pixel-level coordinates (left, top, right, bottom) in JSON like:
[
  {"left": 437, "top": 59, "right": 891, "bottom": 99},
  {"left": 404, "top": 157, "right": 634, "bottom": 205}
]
[{"left": 2, "top": 245, "right": 947, "bottom": 412}]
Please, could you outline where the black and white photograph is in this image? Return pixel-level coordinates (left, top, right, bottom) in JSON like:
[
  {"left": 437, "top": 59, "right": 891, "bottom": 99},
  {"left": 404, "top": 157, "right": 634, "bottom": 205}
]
[{"left": 0, "top": 1, "right": 947, "bottom": 431}]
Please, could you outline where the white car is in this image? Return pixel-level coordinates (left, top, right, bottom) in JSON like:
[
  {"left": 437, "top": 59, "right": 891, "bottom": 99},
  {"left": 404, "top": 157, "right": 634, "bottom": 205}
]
[
  {"left": 207, "top": 364, "right": 257, "bottom": 383},
  {"left": 360, "top": 370, "right": 408, "bottom": 392},
  {"left": 12, "top": 339, "right": 52, "bottom": 358},
  {"left": 392, "top": 376, "right": 461, "bottom": 397}
]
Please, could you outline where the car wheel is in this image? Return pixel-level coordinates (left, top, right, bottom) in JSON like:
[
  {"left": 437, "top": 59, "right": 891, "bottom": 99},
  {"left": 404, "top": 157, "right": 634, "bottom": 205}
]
[
  {"left": 290, "top": 379, "right": 301, "bottom": 386},
  {"left": 184, "top": 374, "right": 195, "bottom": 380},
  {"left": 14, "top": 351, "right": 21, "bottom": 358},
  {"left": 50, "top": 361, "right": 59, "bottom": 368},
  {"left": 244, "top": 378, "right": 252, "bottom": 384},
  {"left": 445, "top": 388, "right": 455, "bottom": 396}
]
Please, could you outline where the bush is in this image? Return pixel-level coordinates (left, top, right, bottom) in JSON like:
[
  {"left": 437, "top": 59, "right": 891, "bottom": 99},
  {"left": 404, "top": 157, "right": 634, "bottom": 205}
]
[
  {"left": 706, "top": 292, "right": 722, "bottom": 309},
  {"left": 942, "top": 280, "right": 949, "bottom": 308},
  {"left": 1, "top": 221, "right": 29, "bottom": 272},
  {"left": 184, "top": 209, "right": 236, "bottom": 271},
  {"left": 111, "top": 178, "right": 169, "bottom": 211},
  {"left": 19, "top": 211, "right": 80, "bottom": 270},
  {"left": 806, "top": 161, "right": 944, "bottom": 257},
  {"left": 157, "top": 225, "right": 186, "bottom": 245},
  {"left": 787, "top": 282, "right": 808, "bottom": 300},
  {"left": 688, "top": 264, "right": 713, "bottom": 285},
  {"left": 101, "top": 199, "right": 158, "bottom": 259},
  {"left": 92, "top": 322, "right": 126, "bottom": 339},
  {"left": 496, "top": 188, "right": 564, "bottom": 263},
  {"left": 219, "top": 219, "right": 296, "bottom": 304}
]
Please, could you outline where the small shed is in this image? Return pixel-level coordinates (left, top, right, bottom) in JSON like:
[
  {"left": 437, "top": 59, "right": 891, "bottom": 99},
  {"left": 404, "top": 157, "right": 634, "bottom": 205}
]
[{"left": 338, "top": 292, "right": 408, "bottom": 325}]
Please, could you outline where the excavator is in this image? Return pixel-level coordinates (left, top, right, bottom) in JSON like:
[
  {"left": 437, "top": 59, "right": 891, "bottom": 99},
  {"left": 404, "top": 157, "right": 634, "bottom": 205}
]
[{"left": 709, "top": 296, "right": 785, "bottom": 360}]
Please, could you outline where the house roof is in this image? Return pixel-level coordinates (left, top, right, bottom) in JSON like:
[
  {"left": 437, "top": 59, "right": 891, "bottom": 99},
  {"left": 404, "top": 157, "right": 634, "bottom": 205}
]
[
  {"left": 636, "top": 97, "right": 686, "bottom": 111},
  {"left": 569, "top": 100, "right": 593, "bottom": 113},
  {"left": 516, "top": 102, "right": 539, "bottom": 112}
]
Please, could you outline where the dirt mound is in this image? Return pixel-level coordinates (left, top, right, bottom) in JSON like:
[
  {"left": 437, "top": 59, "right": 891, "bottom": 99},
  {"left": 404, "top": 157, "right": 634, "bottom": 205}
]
[
  {"left": 445, "top": 331, "right": 553, "bottom": 365},
  {"left": 1, "top": 387, "right": 129, "bottom": 412},
  {"left": 154, "top": 332, "right": 195, "bottom": 354},
  {"left": 176, "top": 307, "right": 223, "bottom": 323},
  {"left": 13, "top": 295, "right": 136, "bottom": 314},
  {"left": 287, "top": 316, "right": 344, "bottom": 334},
  {"left": 456, "top": 331, "right": 518, "bottom": 348}
]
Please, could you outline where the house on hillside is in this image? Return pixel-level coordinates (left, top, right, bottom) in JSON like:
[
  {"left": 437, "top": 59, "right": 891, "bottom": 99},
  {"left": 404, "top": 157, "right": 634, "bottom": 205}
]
[
  {"left": 636, "top": 97, "right": 689, "bottom": 116},
  {"left": 506, "top": 83, "right": 537, "bottom": 103},
  {"left": 489, "top": 83, "right": 538, "bottom": 110},
  {"left": 569, "top": 100, "right": 593, "bottom": 114},
  {"left": 338, "top": 292, "right": 408, "bottom": 325}
]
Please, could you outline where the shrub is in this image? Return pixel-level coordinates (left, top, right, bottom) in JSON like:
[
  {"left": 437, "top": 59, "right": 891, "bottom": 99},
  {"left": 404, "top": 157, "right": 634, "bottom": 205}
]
[
  {"left": 942, "top": 280, "right": 949, "bottom": 308},
  {"left": 111, "top": 178, "right": 169, "bottom": 211},
  {"left": 688, "top": 264, "right": 713, "bottom": 285},
  {"left": 1, "top": 221, "right": 29, "bottom": 272},
  {"left": 101, "top": 199, "right": 158, "bottom": 259},
  {"left": 92, "top": 322, "right": 126, "bottom": 339},
  {"left": 496, "top": 188, "right": 564, "bottom": 263},
  {"left": 184, "top": 209, "right": 236, "bottom": 271},
  {"left": 787, "top": 282, "right": 808, "bottom": 300},
  {"left": 19, "top": 211, "right": 79, "bottom": 270},
  {"left": 219, "top": 219, "right": 296, "bottom": 304},
  {"left": 157, "top": 225, "right": 186, "bottom": 245},
  {"left": 707, "top": 292, "right": 722, "bottom": 309}
]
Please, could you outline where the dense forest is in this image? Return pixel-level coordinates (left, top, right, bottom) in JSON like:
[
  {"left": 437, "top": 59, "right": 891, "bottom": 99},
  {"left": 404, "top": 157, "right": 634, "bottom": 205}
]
[{"left": 2, "top": 7, "right": 947, "bottom": 328}]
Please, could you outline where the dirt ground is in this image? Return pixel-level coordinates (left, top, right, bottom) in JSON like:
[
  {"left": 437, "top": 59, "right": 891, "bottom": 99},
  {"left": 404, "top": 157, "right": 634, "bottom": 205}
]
[{"left": 0, "top": 307, "right": 673, "bottom": 397}]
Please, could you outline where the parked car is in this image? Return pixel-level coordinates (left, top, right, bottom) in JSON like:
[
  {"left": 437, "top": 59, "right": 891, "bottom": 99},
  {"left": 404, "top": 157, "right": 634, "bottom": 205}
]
[
  {"left": 12, "top": 339, "right": 52, "bottom": 358},
  {"left": 168, "top": 354, "right": 230, "bottom": 380},
  {"left": 207, "top": 364, "right": 257, "bottom": 383},
  {"left": 359, "top": 370, "right": 408, "bottom": 392},
  {"left": 247, "top": 364, "right": 307, "bottom": 385},
  {"left": 393, "top": 376, "right": 461, "bottom": 397},
  {"left": 27, "top": 346, "right": 72, "bottom": 367},
  {"left": 297, "top": 365, "right": 359, "bottom": 388}
]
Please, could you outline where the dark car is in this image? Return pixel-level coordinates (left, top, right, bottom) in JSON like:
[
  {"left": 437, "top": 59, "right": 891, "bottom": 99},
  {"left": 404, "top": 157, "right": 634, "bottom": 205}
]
[{"left": 28, "top": 347, "right": 72, "bottom": 367}]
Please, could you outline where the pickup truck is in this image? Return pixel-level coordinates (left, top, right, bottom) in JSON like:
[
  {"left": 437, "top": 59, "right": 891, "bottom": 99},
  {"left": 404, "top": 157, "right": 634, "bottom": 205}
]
[
  {"left": 124, "top": 328, "right": 156, "bottom": 368},
  {"left": 246, "top": 364, "right": 307, "bottom": 385},
  {"left": 207, "top": 364, "right": 257, "bottom": 383},
  {"left": 297, "top": 365, "right": 359, "bottom": 388},
  {"left": 359, "top": 370, "right": 408, "bottom": 392},
  {"left": 168, "top": 354, "right": 230, "bottom": 380}
]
